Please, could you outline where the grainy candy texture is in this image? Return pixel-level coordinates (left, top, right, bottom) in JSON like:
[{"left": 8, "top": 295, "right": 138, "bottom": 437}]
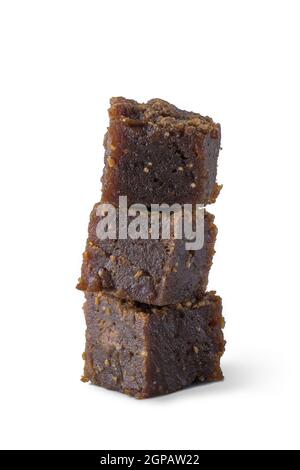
[
  {"left": 78, "top": 97, "right": 224, "bottom": 398},
  {"left": 77, "top": 205, "right": 217, "bottom": 306},
  {"left": 101, "top": 97, "right": 221, "bottom": 206},
  {"left": 82, "top": 291, "right": 225, "bottom": 398}
]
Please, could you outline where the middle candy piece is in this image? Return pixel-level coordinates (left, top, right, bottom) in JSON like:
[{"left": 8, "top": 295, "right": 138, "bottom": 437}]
[{"left": 77, "top": 204, "right": 217, "bottom": 306}]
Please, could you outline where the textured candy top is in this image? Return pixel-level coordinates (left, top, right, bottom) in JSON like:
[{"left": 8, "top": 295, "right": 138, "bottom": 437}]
[
  {"left": 93, "top": 290, "right": 223, "bottom": 318},
  {"left": 109, "top": 97, "right": 220, "bottom": 138}
]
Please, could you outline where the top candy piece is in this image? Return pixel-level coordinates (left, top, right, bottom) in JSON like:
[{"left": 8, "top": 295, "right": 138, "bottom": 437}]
[{"left": 101, "top": 97, "right": 221, "bottom": 207}]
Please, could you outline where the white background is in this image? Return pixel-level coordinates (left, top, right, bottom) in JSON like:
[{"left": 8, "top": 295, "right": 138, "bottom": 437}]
[{"left": 0, "top": 0, "right": 299, "bottom": 451}]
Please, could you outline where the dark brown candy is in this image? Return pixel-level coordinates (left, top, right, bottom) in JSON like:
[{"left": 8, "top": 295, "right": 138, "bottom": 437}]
[
  {"left": 82, "top": 291, "right": 225, "bottom": 399},
  {"left": 101, "top": 97, "right": 221, "bottom": 207},
  {"left": 77, "top": 204, "right": 217, "bottom": 306}
]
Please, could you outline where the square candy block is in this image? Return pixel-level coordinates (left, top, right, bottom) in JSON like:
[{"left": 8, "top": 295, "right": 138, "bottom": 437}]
[
  {"left": 82, "top": 291, "right": 225, "bottom": 398},
  {"left": 101, "top": 97, "right": 221, "bottom": 206},
  {"left": 77, "top": 204, "right": 217, "bottom": 306}
]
